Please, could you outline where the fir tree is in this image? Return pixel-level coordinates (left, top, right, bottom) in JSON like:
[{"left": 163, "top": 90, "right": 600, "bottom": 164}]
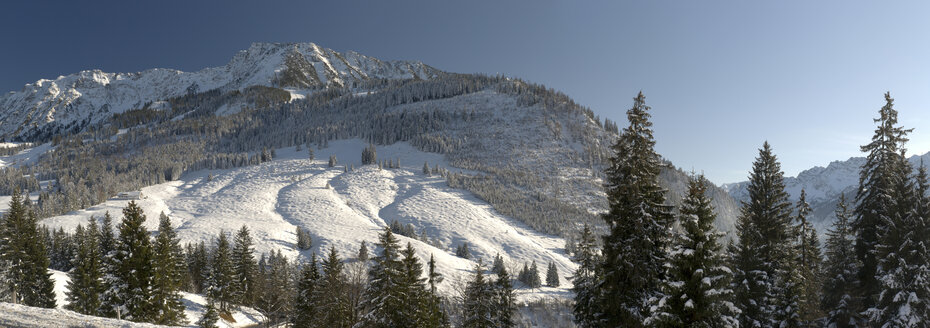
[
  {"left": 395, "top": 242, "right": 437, "bottom": 327},
  {"left": 572, "top": 224, "right": 601, "bottom": 328},
  {"left": 794, "top": 190, "right": 824, "bottom": 324},
  {"left": 360, "top": 227, "right": 405, "bottom": 327},
  {"left": 315, "top": 247, "right": 353, "bottom": 328},
  {"left": 291, "top": 253, "right": 320, "bottom": 328},
  {"left": 854, "top": 92, "right": 913, "bottom": 313},
  {"left": 187, "top": 241, "right": 209, "bottom": 294},
  {"left": 463, "top": 262, "right": 495, "bottom": 328},
  {"left": 308, "top": 148, "right": 315, "bottom": 161},
  {"left": 423, "top": 253, "right": 449, "bottom": 328},
  {"left": 197, "top": 300, "right": 220, "bottom": 328},
  {"left": 730, "top": 142, "right": 798, "bottom": 328},
  {"left": 428, "top": 254, "right": 443, "bottom": 293},
  {"left": 329, "top": 155, "right": 338, "bottom": 167},
  {"left": 645, "top": 175, "right": 737, "bottom": 327},
  {"left": 362, "top": 143, "right": 378, "bottom": 165},
  {"left": 49, "top": 226, "right": 75, "bottom": 271},
  {"left": 292, "top": 253, "right": 320, "bottom": 328},
  {"left": 0, "top": 189, "right": 56, "bottom": 308},
  {"left": 423, "top": 161, "right": 432, "bottom": 176},
  {"left": 296, "top": 226, "right": 312, "bottom": 250},
  {"left": 101, "top": 201, "right": 154, "bottom": 321},
  {"left": 546, "top": 262, "right": 560, "bottom": 287},
  {"left": 526, "top": 261, "right": 542, "bottom": 288},
  {"left": 491, "top": 253, "right": 505, "bottom": 276},
  {"left": 232, "top": 225, "right": 258, "bottom": 306},
  {"left": 255, "top": 250, "right": 293, "bottom": 326},
  {"left": 598, "top": 92, "right": 674, "bottom": 327},
  {"left": 208, "top": 231, "right": 236, "bottom": 312},
  {"left": 494, "top": 266, "right": 516, "bottom": 328},
  {"left": 358, "top": 241, "right": 369, "bottom": 262},
  {"left": 821, "top": 194, "right": 862, "bottom": 328},
  {"left": 150, "top": 212, "right": 187, "bottom": 325},
  {"left": 65, "top": 219, "right": 104, "bottom": 316},
  {"left": 456, "top": 242, "right": 471, "bottom": 259},
  {"left": 868, "top": 160, "right": 930, "bottom": 325},
  {"left": 99, "top": 212, "right": 116, "bottom": 258}
]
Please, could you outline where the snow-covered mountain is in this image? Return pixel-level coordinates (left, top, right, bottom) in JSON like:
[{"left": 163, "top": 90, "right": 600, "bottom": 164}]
[
  {"left": 722, "top": 151, "right": 930, "bottom": 226},
  {"left": 0, "top": 42, "right": 441, "bottom": 140},
  {"left": 0, "top": 42, "right": 743, "bottom": 310}
]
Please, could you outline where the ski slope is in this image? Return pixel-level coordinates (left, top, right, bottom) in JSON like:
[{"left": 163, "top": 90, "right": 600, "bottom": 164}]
[{"left": 39, "top": 139, "right": 578, "bottom": 301}]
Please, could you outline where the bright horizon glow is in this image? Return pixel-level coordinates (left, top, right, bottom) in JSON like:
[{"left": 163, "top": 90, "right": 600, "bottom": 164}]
[{"left": 2, "top": 1, "right": 928, "bottom": 184}]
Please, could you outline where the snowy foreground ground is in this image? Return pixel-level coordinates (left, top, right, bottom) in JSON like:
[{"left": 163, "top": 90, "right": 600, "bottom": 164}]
[
  {"left": 31, "top": 139, "right": 575, "bottom": 300},
  {"left": 15, "top": 270, "right": 264, "bottom": 327}
]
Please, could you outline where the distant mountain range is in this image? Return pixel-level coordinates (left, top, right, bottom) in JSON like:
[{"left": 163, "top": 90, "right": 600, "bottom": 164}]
[{"left": 722, "top": 151, "right": 930, "bottom": 229}]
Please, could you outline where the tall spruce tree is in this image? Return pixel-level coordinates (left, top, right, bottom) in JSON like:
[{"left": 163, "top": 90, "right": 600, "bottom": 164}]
[
  {"left": 66, "top": 218, "right": 104, "bottom": 315},
  {"left": 208, "top": 231, "right": 236, "bottom": 312},
  {"left": 463, "top": 262, "right": 495, "bottom": 328},
  {"left": 526, "top": 261, "right": 542, "bottom": 288},
  {"left": 150, "top": 212, "right": 187, "bottom": 325},
  {"left": 423, "top": 253, "right": 449, "bottom": 327},
  {"left": 292, "top": 253, "right": 320, "bottom": 328},
  {"left": 187, "top": 241, "right": 208, "bottom": 294},
  {"left": 854, "top": 92, "right": 913, "bottom": 313},
  {"left": 730, "top": 142, "right": 798, "bottom": 328},
  {"left": 572, "top": 224, "right": 601, "bottom": 328},
  {"left": 795, "top": 190, "right": 825, "bottom": 324},
  {"left": 822, "top": 194, "right": 862, "bottom": 327},
  {"left": 494, "top": 266, "right": 516, "bottom": 328},
  {"left": 646, "top": 175, "right": 737, "bottom": 327},
  {"left": 255, "top": 250, "right": 293, "bottom": 326},
  {"left": 598, "top": 91, "right": 674, "bottom": 327},
  {"left": 360, "top": 227, "right": 405, "bottom": 327},
  {"left": 0, "top": 189, "right": 56, "bottom": 308},
  {"left": 232, "top": 225, "right": 257, "bottom": 306},
  {"left": 546, "top": 262, "right": 560, "bottom": 287},
  {"left": 396, "top": 242, "right": 442, "bottom": 327},
  {"left": 315, "top": 247, "right": 353, "bottom": 328},
  {"left": 102, "top": 201, "right": 155, "bottom": 321},
  {"left": 99, "top": 212, "right": 115, "bottom": 259},
  {"left": 868, "top": 159, "right": 930, "bottom": 325}
]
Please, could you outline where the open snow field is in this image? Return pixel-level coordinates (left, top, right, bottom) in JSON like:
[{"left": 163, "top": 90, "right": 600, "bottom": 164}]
[{"left": 39, "top": 139, "right": 577, "bottom": 302}]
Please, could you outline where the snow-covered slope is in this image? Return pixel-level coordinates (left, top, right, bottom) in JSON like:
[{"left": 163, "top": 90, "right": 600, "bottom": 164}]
[
  {"left": 0, "top": 302, "right": 172, "bottom": 328},
  {"left": 39, "top": 139, "right": 576, "bottom": 301},
  {"left": 4, "top": 269, "right": 263, "bottom": 328},
  {"left": 0, "top": 42, "right": 442, "bottom": 140}
]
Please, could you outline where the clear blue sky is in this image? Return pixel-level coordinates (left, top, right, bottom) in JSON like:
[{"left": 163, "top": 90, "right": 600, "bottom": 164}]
[{"left": 2, "top": 1, "right": 929, "bottom": 184}]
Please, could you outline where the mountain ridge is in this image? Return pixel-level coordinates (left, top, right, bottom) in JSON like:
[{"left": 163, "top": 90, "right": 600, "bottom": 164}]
[
  {"left": 722, "top": 150, "right": 930, "bottom": 228},
  {"left": 0, "top": 42, "right": 442, "bottom": 140}
]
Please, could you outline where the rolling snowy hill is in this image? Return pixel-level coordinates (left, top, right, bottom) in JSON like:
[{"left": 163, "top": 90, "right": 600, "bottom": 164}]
[{"left": 37, "top": 139, "right": 576, "bottom": 302}]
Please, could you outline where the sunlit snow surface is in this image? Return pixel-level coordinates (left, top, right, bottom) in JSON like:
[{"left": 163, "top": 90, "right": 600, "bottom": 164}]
[
  {"left": 38, "top": 139, "right": 576, "bottom": 303},
  {"left": 0, "top": 269, "right": 263, "bottom": 327}
]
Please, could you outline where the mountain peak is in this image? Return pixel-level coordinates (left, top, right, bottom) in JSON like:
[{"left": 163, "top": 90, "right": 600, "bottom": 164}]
[{"left": 0, "top": 42, "right": 444, "bottom": 141}]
